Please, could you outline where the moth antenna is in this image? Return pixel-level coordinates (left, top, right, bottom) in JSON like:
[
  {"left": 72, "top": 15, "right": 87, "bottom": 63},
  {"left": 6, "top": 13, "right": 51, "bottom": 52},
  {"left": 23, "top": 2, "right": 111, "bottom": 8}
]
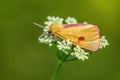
[{"left": 33, "top": 22, "right": 44, "bottom": 28}]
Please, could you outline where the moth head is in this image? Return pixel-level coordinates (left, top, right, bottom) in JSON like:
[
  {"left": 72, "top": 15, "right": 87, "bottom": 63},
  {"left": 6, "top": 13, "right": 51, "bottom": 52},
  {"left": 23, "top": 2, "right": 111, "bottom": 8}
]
[{"left": 49, "top": 23, "right": 63, "bottom": 33}]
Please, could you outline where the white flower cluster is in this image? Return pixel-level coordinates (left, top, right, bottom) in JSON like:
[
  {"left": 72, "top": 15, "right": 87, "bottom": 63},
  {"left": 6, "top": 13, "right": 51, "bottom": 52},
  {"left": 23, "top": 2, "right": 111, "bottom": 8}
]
[
  {"left": 99, "top": 36, "right": 109, "bottom": 49},
  {"left": 45, "top": 16, "right": 64, "bottom": 26},
  {"left": 65, "top": 17, "right": 77, "bottom": 24},
  {"left": 57, "top": 39, "right": 72, "bottom": 54},
  {"left": 37, "top": 16, "right": 109, "bottom": 61},
  {"left": 71, "top": 46, "right": 89, "bottom": 61},
  {"left": 57, "top": 39, "right": 89, "bottom": 61},
  {"left": 38, "top": 32, "right": 54, "bottom": 46}
]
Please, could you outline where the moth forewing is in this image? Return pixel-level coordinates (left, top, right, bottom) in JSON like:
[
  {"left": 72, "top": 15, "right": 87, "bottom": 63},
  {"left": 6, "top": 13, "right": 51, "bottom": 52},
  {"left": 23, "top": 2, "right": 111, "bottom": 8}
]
[{"left": 49, "top": 23, "right": 100, "bottom": 51}]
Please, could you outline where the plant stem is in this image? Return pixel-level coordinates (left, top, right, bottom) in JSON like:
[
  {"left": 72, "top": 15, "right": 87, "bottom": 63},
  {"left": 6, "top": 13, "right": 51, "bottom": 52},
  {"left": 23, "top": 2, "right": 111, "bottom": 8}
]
[{"left": 51, "top": 60, "right": 63, "bottom": 80}]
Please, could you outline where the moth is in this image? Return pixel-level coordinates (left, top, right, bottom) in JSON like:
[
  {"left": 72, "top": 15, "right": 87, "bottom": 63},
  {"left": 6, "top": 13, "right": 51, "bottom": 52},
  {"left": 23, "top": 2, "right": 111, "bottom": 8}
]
[{"left": 34, "top": 22, "right": 100, "bottom": 51}]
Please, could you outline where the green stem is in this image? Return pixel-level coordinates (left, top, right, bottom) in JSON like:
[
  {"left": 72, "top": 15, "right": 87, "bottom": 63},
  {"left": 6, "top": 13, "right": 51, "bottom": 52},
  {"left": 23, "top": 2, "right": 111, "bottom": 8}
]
[{"left": 51, "top": 60, "right": 63, "bottom": 80}]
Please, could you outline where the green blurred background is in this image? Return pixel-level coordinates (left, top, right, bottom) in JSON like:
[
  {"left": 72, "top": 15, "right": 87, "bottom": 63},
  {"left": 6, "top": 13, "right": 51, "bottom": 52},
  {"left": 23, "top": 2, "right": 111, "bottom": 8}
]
[{"left": 0, "top": 0, "right": 120, "bottom": 80}]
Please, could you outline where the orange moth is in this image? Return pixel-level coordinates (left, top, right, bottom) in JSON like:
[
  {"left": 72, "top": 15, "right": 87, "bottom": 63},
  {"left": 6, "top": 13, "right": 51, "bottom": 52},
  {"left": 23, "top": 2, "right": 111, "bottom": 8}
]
[{"left": 49, "top": 23, "right": 100, "bottom": 51}]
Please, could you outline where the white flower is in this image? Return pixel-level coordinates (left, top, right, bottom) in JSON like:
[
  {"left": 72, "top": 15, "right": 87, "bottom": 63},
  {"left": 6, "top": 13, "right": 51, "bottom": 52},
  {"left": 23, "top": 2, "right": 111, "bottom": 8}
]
[
  {"left": 38, "top": 32, "right": 54, "bottom": 46},
  {"left": 44, "top": 16, "right": 64, "bottom": 27},
  {"left": 71, "top": 45, "right": 89, "bottom": 61},
  {"left": 57, "top": 39, "right": 72, "bottom": 54},
  {"left": 99, "top": 36, "right": 109, "bottom": 49},
  {"left": 83, "top": 21, "right": 88, "bottom": 24},
  {"left": 65, "top": 17, "right": 77, "bottom": 24},
  {"left": 43, "top": 26, "right": 49, "bottom": 32}
]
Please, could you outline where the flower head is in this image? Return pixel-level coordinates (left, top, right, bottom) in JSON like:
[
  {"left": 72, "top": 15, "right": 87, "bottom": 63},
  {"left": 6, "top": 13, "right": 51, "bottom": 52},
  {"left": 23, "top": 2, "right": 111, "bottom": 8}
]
[
  {"left": 99, "top": 36, "right": 109, "bottom": 49},
  {"left": 38, "top": 32, "right": 54, "bottom": 46},
  {"left": 57, "top": 39, "right": 72, "bottom": 54},
  {"left": 35, "top": 16, "right": 109, "bottom": 61},
  {"left": 44, "top": 16, "right": 64, "bottom": 29},
  {"left": 71, "top": 45, "right": 89, "bottom": 61},
  {"left": 65, "top": 17, "right": 77, "bottom": 24}
]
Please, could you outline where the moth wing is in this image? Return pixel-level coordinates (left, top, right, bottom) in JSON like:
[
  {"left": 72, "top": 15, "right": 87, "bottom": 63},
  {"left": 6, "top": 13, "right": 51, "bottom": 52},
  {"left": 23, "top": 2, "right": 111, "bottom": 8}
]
[{"left": 55, "top": 24, "right": 100, "bottom": 51}]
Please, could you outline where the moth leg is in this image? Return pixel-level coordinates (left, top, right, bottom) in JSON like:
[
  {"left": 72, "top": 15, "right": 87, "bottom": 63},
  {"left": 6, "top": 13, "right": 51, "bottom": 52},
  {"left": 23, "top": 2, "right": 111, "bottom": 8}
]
[
  {"left": 39, "top": 32, "right": 46, "bottom": 38},
  {"left": 53, "top": 34, "right": 57, "bottom": 41}
]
